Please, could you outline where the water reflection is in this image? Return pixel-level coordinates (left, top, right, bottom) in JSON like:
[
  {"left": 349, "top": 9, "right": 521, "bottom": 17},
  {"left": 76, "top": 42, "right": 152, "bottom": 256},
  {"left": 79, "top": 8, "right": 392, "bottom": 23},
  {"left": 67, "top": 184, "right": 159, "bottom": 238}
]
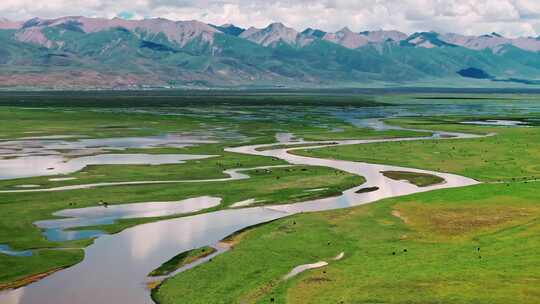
[
  {"left": 0, "top": 126, "right": 482, "bottom": 304},
  {"left": 461, "top": 119, "right": 529, "bottom": 126},
  {"left": 0, "top": 208, "right": 286, "bottom": 304},
  {"left": 35, "top": 197, "right": 222, "bottom": 242},
  {"left": 275, "top": 133, "right": 297, "bottom": 143},
  {"left": 0, "top": 135, "right": 215, "bottom": 156},
  {"left": 0, "top": 244, "right": 32, "bottom": 257},
  {"left": 0, "top": 154, "right": 215, "bottom": 180},
  {"left": 2, "top": 100, "right": 531, "bottom": 303},
  {"left": 0, "top": 127, "right": 220, "bottom": 185}
]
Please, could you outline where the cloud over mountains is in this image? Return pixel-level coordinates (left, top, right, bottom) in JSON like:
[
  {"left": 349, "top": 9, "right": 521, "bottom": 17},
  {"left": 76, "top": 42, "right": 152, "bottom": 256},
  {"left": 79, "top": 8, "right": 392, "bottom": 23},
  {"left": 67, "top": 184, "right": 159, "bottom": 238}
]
[{"left": 1, "top": 0, "right": 540, "bottom": 38}]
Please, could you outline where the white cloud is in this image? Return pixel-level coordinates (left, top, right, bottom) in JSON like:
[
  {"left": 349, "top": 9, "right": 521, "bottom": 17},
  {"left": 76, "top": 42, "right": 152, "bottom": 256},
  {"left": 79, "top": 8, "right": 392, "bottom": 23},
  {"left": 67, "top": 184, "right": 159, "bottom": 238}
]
[{"left": 0, "top": 0, "right": 539, "bottom": 37}]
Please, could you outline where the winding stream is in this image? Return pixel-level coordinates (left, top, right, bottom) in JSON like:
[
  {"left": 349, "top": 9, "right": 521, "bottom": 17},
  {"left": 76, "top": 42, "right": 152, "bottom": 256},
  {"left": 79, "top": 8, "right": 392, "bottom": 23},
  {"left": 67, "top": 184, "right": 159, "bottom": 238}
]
[
  {"left": 0, "top": 165, "right": 294, "bottom": 194},
  {"left": 0, "top": 126, "right": 483, "bottom": 304}
]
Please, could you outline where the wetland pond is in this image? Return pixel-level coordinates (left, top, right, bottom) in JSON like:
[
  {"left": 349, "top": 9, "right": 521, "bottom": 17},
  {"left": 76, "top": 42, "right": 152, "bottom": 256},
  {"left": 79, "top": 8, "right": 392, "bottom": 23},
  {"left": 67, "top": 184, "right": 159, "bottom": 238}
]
[
  {"left": 0, "top": 134, "right": 216, "bottom": 180},
  {"left": 460, "top": 119, "right": 530, "bottom": 126},
  {"left": 35, "top": 196, "right": 222, "bottom": 242}
]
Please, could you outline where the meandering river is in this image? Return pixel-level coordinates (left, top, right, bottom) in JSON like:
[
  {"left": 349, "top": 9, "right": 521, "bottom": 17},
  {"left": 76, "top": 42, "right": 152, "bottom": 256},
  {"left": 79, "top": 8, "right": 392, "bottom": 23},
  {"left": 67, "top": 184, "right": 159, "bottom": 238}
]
[{"left": 0, "top": 126, "right": 483, "bottom": 304}]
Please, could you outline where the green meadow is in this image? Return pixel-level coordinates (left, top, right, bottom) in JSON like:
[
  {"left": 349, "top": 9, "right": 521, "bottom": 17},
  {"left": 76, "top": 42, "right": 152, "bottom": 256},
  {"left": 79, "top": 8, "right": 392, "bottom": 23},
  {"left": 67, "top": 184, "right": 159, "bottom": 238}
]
[
  {"left": 296, "top": 116, "right": 540, "bottom": 182},
  {"left": 0, "top": 163, "right": 362, "bottom": 286},
  {"left": 0, "top": 93, "right": 539, "bottom": 304},
  {"left": 155, "top": 115, "right": 540, "bottom": 304},
  {"left": 155, "top": 182, "right": 540, "bottom": 304},
  {"left": 0, "top": 96, "right": 395, "bottom": 287}
]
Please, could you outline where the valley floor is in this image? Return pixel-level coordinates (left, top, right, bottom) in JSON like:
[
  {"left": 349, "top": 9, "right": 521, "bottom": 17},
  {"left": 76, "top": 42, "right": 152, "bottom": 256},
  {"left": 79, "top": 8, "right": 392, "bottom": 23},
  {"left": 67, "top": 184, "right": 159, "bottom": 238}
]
[
  {"left": 0, "top": 92, "right": 539, "bottom": 303},
  {"left": 155, "top": 115, "right": 540, "bottom": 303}
]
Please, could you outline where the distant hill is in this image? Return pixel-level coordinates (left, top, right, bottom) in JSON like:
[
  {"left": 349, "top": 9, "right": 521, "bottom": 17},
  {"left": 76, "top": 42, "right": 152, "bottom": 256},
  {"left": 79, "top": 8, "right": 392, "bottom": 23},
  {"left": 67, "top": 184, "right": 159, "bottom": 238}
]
[{"left": 0, "top": 16, "right": 539, "bottom": 89}]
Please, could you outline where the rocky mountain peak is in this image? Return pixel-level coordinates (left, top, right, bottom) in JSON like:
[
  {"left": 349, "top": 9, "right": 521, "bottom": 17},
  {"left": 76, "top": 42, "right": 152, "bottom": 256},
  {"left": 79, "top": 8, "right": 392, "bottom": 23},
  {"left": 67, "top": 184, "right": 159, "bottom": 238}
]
[
  {"left": 268, "top": 22, "right": 287, "bottom": 29},
  {"left": 239, "top": 22, "right": 303, "bottom": 47},
  {"left": 302, "top": 28, "right": 327, "bottom": 39},
  {"left": 337, "top": 27, "right": 353, "bottom": 35},
  {"left": 323, "top": 27, "right": 368, "bottom": 49},
  {"left": 359, "top": 30, "right": 407, "bottom": 43},
  {"left": 211, "top": 23, "right": 245, "bottom": 36},
  {"left": 3, "top": 16, "right": 540, "bottom": 53},
  {"left": 405, "top": 32, "right": 456, "bottom": 48},
  {"left": 14, "top": 17, "right": 218, "bottom": 48}
]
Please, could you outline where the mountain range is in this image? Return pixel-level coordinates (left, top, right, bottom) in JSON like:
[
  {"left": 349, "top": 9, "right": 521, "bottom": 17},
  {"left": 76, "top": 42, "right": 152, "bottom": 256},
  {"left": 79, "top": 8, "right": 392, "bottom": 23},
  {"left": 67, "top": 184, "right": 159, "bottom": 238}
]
[{"left": 1, "top": 16, "right": 540, "bottom": 89}]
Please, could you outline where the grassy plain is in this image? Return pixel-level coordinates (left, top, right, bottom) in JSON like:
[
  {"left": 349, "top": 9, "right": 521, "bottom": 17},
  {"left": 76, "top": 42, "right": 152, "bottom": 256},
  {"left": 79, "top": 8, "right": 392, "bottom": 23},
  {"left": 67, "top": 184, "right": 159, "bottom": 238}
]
[
  {"left": 155, "top": 116, "right": 540, "bottom": 304},
  {"left": 2, "top": 93, "right": 539, "bottom": 303},
  {"left": 0, "top": 144, "right": 284, "bottom": 190},
  {"left": 155, "top": 182, "right": 540, "bottom": 304},
  {"left": 296, "top": 116, "right": 540, "bottom": 182},
  {"left": 0, "top": 164, "right": 363, "bottom": 286},
  {"left": 149, "top": 246, "right": 217, "bottom": 277},
  {"left": 0, "top": 94, "right": 397, "bottom": 287}
]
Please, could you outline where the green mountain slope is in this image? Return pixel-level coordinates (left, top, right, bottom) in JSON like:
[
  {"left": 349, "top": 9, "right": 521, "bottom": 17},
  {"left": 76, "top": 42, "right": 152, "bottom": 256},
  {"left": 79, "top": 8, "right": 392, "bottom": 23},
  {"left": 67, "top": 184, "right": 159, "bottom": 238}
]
[{"left": 1, "top": 18, "right": 540, "bottom": 89}]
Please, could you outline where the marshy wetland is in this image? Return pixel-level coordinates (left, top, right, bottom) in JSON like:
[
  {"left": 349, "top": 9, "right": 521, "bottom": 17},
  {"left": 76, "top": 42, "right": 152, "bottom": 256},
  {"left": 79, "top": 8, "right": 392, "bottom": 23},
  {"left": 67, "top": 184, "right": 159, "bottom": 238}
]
[{"left": 0, "top": 91, "right": 539, "bottom": 304}]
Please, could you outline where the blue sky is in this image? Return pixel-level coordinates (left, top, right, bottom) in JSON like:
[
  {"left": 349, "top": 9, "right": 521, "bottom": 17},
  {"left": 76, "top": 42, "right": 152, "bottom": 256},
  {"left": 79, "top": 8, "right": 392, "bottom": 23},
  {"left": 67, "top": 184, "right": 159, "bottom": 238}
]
[{"left": 1, "top": 0, "right": 539, "bottom": 37}]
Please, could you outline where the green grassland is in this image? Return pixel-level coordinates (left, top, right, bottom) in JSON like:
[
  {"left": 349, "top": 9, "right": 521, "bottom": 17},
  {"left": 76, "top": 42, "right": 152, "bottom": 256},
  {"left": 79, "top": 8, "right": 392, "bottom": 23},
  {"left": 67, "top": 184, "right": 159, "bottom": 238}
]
[
  {"left": 0, "top": 249, "right": 85, "bottom": 290},
  {"left": 149, "top": 246, "right": 217, "bottom": 277},
  {"left": 1, "top": 94, "right": 539, "bottom": 302},
  {"left": 295, "top": 116, "right": 540, "bottom": 182},
  {"left": 155, "top": 117, "right": 540, "bottom": 304},
  {"left": 0, "top": 106, "right": 218, "bottom": 139},
  {"left": 0, "top": 91, "right": 384, "bottom": 108},
  {"left": 0, "top": 95, "right": 413, "bottom": 143},
  {"left": 294, "top": 124, "right": 429, "bottom": 141},
  {"left": 1, "top": 101, "right": 397, "bottom": 287},
  {"left": 0, "top": 144, "right": 286, "bottom": 190},
  {"left": 0, "top": 164, "right": 363, "bottom": 286},
  {"left": 0, "top": 104, "right": 429, "bottom": 191},
  {"left": 155, "top": 182, "right": 540, "bottom": 304}
]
